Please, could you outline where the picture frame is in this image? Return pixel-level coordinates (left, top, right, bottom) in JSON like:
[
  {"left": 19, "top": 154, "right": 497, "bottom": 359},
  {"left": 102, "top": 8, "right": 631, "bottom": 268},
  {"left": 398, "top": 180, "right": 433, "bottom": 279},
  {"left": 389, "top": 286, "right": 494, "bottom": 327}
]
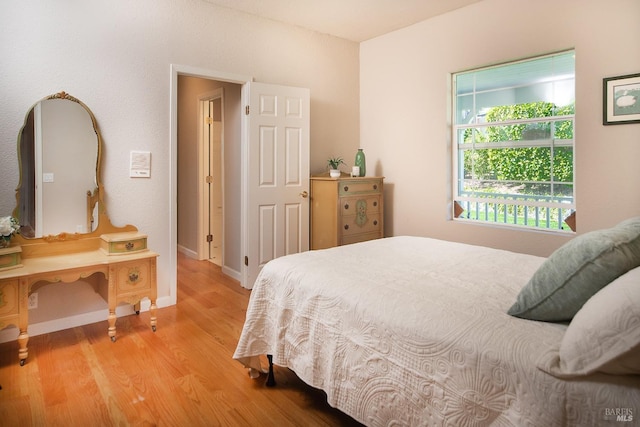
[{"left": 603, "top": 72, "right": 640, "bottom": 125}]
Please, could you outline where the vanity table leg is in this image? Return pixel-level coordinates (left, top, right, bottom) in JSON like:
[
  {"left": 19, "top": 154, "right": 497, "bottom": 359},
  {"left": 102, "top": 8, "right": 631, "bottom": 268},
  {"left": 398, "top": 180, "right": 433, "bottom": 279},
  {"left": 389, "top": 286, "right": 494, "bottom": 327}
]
[
  {"left": 149, "top": 258, "right": 157, "bottom": 332},
  {"left": 150, "top": 300, "right": 157, "bottom": 332},
  {"left": 18, "top": 329, "right": 28, "bottom": 366},
  {"left": 108, "top": 309, "right": 117, "bottom": 342},
  {"left": 108, "top": 265, "right": 117, "bottom": 342},
  {"left": 18, "top": 278, "right": 29, "bottom": 365}
]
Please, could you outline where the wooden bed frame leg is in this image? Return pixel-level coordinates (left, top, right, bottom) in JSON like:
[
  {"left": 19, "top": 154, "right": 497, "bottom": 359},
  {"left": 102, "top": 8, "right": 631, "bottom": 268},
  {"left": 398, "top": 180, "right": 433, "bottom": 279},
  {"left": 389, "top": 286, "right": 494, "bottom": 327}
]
[{"left": 266, "top": 354, "right": 276, "bottom": 387}]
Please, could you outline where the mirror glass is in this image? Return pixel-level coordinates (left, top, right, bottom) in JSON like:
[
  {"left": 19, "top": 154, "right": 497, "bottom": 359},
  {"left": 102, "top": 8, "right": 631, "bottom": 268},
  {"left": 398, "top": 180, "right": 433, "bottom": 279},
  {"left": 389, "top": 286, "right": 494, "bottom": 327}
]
[{"left": 15, "top": 92, "right": 101, "bottom": 238}]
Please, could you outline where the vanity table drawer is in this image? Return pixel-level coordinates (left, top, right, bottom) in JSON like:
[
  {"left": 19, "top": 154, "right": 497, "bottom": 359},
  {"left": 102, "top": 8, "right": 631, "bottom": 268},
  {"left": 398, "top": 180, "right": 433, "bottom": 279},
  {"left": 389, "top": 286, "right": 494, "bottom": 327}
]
[
  {"left": 101, "top": 232, "right": 148, "bottom": 255},
  {"left": 114, "top": 260, "right": 152, "bottom": 293}
]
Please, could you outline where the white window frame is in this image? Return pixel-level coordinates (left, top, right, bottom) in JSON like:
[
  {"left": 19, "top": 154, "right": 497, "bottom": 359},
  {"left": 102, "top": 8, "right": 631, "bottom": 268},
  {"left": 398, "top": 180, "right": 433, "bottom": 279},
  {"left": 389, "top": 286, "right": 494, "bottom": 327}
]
[{"left": 452, "top": 51, "right": 575, "bottom": 233}]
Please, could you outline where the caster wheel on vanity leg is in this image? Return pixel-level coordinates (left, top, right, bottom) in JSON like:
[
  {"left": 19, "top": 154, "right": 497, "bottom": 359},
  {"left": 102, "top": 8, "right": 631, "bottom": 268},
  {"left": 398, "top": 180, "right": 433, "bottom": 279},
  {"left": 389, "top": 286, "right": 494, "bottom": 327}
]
[
  {"left": 20, "top": 359, "right": 25, "bottom": 366},
  {"left": 110, "top": 336, "right": 116, "bottom": 343},
  {"left": 152, "top": 326, "right": 156, "bottom": 332}
]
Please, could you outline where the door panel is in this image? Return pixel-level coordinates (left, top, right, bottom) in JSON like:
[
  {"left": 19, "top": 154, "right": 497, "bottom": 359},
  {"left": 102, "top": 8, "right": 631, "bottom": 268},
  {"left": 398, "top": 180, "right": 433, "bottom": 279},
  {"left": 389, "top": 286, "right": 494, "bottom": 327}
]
[
  {"left": 259, "top": 126, "right": 276, "bottom": 186},
  {"left": 285, "top": 128, "right": 301, "bottom": 185},
  {"left": 243, "top": 82, "right": 310, "bottom": 288},
  {"left": 285, "top": 203, "right": 301, "bottom": 254},
  {"left": 258, "top": 204, "right": 276, "bottom": 265}
]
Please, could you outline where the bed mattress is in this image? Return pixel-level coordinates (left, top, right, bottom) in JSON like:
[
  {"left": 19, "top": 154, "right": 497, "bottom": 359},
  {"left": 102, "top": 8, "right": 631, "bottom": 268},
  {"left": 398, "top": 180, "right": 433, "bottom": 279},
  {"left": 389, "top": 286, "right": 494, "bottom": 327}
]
[{"left": 234, "top": 236, "right": 640, "bottom": 426}]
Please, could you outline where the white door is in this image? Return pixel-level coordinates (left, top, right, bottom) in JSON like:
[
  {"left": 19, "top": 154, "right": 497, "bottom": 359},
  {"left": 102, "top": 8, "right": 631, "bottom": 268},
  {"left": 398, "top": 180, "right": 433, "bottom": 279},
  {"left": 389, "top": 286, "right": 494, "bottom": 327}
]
[
  {"left": 241, "top": 82, "right": 310, "bottom": 289},
  {"left": 198, "top": 90, "right": 224, "bottom": 265},
  {"left": 208, "top": 116, "right": 223, "bottom": 265}
]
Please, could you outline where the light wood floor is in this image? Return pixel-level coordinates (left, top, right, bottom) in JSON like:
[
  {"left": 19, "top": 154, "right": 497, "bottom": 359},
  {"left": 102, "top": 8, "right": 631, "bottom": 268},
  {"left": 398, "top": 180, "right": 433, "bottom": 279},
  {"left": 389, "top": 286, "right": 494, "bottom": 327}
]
[{"left": 0, "top": 253, "right": 364, "bottom": 426}]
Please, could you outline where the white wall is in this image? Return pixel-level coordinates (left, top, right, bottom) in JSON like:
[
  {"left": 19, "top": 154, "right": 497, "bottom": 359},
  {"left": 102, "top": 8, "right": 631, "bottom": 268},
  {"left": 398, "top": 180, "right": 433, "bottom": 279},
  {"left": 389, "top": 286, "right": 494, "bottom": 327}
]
[
  {"left": 0, "top": 1, "right": 359, "bottom": 315},
  {"left": 361, "top": 0, "right": 640, "bottom": 257}
]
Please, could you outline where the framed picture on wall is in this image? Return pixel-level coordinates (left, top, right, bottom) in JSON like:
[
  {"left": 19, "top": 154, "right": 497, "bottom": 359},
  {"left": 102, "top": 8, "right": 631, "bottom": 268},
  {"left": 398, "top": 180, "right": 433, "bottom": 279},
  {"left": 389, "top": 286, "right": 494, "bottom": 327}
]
[{"left": 603, "top": 72, "right": 640, "bottom": 125}]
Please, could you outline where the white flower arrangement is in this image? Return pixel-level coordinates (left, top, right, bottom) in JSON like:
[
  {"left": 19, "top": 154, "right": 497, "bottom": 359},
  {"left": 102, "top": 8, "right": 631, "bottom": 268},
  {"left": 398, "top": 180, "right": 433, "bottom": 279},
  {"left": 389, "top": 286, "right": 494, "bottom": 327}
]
[{"left": 0, "top": 216, "right": 20, "bottom": 240}]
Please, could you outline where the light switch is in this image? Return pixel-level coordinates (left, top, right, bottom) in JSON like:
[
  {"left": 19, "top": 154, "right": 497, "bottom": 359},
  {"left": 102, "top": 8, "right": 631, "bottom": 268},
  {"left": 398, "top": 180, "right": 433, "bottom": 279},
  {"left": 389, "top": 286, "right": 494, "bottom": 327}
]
[{"left": 43, "top": 173, "right": 54, "bottom": 183}]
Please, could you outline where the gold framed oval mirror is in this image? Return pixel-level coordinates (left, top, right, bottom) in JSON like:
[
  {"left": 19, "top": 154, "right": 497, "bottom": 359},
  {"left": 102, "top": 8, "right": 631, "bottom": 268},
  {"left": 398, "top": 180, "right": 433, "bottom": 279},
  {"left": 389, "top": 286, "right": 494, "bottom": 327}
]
[{"left": 13, "top": 91, "right": 103, "bottom": 239}]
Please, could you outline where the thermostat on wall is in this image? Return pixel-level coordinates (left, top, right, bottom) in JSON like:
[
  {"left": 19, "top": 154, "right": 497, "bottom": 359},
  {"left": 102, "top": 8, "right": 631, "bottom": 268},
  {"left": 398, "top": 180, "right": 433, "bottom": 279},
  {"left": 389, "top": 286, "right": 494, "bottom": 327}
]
[{"left": 130, "top": 151, "right": 151, "bottom": 178}]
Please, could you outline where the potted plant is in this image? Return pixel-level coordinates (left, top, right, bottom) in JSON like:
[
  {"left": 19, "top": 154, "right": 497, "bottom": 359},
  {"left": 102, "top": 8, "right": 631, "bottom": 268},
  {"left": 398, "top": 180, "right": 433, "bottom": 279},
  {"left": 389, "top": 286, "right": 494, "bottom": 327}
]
[{"left": 327, "top": 157, "right": 346, "bottom": 178}]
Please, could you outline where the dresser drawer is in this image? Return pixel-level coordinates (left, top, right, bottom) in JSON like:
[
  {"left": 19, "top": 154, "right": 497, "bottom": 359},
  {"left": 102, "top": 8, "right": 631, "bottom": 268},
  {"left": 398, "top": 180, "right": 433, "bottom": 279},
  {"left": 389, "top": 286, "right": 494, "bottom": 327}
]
[
  {"left": 114, "top": 261, "right": 152, "bottom": 293},
  {"left": 341, "top": 212, "right": 382, "bottom": 236},
  {"left": 0, "top": 279, "right": 20, "bottom": 317},
  {"left": 342, "top": 232, "right": 382, "bottom": 246},
  {"left": 338, "top": 179, "right": 382, "bottom": 196},
  {"left": 341, "top": 195, "right": 381, "bottom": 216}
]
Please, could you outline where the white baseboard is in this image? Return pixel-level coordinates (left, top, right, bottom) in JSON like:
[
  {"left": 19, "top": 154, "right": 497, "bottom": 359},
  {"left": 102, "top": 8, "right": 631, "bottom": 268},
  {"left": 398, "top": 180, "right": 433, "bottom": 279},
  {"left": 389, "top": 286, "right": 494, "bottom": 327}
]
[
  {"left": 178, "top": 243, "right": 241, "bottom": 283},
  {"left": 177, "top": 244, "right": 198, "bottom": 259},
  {"left": 0, "top": 295, "right": 173, "bottom": 344},
  {"left": 222, "top": 265, "right": 241, "bottom": 282}
]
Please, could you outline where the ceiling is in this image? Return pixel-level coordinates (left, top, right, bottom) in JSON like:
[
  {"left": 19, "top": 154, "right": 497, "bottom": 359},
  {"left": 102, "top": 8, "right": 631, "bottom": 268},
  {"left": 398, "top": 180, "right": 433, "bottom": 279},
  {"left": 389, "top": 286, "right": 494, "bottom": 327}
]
[{"left": 201, "top": 0, "right": 483, "bottom": 42}]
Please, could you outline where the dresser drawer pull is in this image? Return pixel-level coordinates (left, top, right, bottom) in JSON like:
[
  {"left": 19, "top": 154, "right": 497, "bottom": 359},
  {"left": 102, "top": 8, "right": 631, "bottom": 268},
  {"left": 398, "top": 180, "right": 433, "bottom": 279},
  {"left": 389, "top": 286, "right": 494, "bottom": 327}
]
[
  {"left": 343, "top": 186, "right": 349, "bottom": 192},
  {"left": 125, "top": 242, "right": 134, "bottom": 250},
  {"left": 373, "top": 220, "right": 378, "bottom": 226},
  {"left": 344, "top": 224, "right": 349, "bottom": 230},
  {"left": 373, "top": 201, "right": 377, "bottom": 207},
  {"left": 373, "top": 184, "right": 378, "bottom": 190},
  {"left": 344, "top": 203, "right": 349, "bottom": 210}
]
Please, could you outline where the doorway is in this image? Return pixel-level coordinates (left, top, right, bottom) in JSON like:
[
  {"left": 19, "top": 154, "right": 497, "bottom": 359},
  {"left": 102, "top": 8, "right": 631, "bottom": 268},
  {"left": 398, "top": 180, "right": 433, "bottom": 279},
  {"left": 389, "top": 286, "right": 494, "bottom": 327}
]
[{"left": 175, "top": 70, "right": 246, "bottom": 284}]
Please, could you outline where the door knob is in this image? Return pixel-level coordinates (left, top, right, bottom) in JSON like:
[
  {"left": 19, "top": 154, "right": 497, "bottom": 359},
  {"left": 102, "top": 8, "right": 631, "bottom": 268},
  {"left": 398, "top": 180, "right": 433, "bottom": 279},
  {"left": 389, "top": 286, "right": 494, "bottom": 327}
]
[{"left": 299, "top": 191, "right": 308, "bottom": 198}]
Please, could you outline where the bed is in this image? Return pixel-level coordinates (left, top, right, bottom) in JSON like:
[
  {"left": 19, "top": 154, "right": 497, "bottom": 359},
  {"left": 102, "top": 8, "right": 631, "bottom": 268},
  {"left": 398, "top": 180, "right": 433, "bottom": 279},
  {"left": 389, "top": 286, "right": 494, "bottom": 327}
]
[{"left": 233, "top": 224, "right": 640, "bottom": 426}]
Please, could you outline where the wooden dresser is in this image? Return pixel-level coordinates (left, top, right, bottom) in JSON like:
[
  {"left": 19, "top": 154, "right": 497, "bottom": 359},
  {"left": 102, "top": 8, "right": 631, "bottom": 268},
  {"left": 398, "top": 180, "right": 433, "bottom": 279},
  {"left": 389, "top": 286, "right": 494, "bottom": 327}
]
[{"left": 310, "top": 175, "right": 384, "bottom": 250}]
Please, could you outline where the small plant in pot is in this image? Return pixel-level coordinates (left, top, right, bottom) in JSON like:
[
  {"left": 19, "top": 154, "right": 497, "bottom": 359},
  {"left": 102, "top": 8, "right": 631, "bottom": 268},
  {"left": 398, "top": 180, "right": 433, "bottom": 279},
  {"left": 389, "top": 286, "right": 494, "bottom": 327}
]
[{"left": 327, "top": 157, "right": 346, "bottom": 178}]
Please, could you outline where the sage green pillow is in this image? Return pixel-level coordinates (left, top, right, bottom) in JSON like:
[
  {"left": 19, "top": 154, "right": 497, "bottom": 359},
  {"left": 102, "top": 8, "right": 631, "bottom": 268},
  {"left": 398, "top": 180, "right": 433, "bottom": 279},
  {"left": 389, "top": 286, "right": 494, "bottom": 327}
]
[{"left": 508, "top": 217, "right": 640, "bottom": 321}]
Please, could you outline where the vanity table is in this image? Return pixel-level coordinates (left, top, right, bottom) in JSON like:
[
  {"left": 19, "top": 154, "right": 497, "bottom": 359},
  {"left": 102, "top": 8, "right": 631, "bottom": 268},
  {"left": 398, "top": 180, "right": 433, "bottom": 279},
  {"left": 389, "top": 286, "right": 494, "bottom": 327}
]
[
  {"left": 0, "top": 232, "right": 158, "bottom": 365},
  {"left": 0, "top": 91, "right": 158, "bottom": 365}
]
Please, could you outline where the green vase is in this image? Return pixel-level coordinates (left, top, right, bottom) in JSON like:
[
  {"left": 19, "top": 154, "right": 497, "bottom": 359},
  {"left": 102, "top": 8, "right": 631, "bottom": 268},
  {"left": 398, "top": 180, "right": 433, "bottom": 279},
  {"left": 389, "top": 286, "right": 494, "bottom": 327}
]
[{"left": 354, "top": 149, "right": 366, "bottom": 177}]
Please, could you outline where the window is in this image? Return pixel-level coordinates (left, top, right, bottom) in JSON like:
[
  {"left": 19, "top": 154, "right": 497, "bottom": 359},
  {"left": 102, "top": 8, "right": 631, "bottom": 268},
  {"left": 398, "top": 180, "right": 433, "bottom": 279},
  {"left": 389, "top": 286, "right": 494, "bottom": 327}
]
[{"left": 452, "top": 51, "right": 575, "bottom": 232}]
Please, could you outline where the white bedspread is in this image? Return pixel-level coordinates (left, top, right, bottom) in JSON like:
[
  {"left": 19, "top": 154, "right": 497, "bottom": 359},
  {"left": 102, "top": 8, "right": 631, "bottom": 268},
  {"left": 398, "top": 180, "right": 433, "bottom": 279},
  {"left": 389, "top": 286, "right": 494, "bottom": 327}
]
[{"left": 233, "top": 236, "right": 640, "bottom": 426}]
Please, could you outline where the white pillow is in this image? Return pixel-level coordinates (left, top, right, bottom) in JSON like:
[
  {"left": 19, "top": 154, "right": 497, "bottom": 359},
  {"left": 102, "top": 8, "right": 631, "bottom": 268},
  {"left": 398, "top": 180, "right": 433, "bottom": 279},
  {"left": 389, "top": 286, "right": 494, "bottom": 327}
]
[{"left": 541, "top": 266, "right": 640, "bottom": 377}]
